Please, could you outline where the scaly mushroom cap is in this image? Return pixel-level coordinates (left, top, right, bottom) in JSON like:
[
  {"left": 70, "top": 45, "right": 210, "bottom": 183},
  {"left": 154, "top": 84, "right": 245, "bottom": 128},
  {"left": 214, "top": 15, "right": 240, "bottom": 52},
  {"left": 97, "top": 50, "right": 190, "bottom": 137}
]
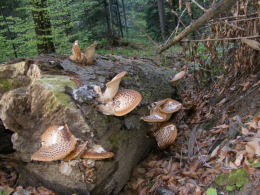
[
  {"left": 141, "top": 109, "right": 168, "bottom": 122},
  {"left": 170, "top": 70, "right": 186, "bottom": 83},
  {"left": 159, "top": 98, "right": 182, "bottom": 114},
  {"left": 63, "top": 141, "right": 88, "bottom": 162},
  {"left": 153, "top": 123, "right": 178, "bottom": 149},
  {"left": 98, "top": 72, "right": 127, "bottom": 103},
  {"left": 26, "top": 64, "right": 41, "bottom": 81},
  {"left": 81, "top": 145, "right": 114, "bottom": 160},
  {"left": 113, "top": 89, "right": 142, "bottom": 116},
  {"left": 84, "top": 43, "right": 97, "bottom": 64},
  {"left": 69, "top": 40, "right": 81, "bottom": 62},
  {"left": 31, "top": 124, "right": 77, "bottom": 161}
]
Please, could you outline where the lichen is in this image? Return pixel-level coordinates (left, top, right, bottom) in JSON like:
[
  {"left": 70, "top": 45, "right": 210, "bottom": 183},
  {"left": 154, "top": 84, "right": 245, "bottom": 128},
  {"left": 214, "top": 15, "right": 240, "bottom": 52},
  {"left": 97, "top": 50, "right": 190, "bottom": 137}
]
[
  {"left": 35, "top": 75, "right": 76, "bottom": 109},
  {"left": 215, "top": 168, "right": 250, "bottom": 188}
]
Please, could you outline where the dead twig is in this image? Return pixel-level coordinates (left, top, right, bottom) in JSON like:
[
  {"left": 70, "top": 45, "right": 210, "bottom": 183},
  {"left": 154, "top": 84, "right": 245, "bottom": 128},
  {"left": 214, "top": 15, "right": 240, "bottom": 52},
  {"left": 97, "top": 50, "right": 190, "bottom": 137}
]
[{"left": 180, "top": 35, "right": 260, "bottom": 42}]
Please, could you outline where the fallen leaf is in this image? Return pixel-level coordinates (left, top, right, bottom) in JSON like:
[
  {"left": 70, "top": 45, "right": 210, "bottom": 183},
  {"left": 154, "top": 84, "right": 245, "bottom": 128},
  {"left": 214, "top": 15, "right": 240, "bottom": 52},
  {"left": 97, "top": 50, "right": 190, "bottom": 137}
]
[
  {"left": 246, "top": 138, "right": 260, "bottom": 156},
  {"left": 241, "top": 127, "right": 249, "bottom": 135},
  {"left": 239, "top": 81, "right": 250, "bottom": 91}
]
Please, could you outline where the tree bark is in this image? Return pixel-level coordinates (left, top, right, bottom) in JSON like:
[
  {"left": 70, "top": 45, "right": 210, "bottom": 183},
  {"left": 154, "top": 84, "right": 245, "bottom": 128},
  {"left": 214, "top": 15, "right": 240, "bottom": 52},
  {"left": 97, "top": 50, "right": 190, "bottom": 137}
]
[
  {"left": 121, "top": 0, "right": 128, "bottom": 38},
  {"left": 157, "top": 0, "right": 167, "bottom": 41},
  {"left": 30, "top": 0, "right": 55, "bottom": 54},
  {"left": 116, "top": 0, "right": 123, "bottom": 38},
  {"left": 159, "top": 0, "right": 238, "bottom": 53},
  {"left": 104, "top": 0, "right": 112, "bottom": 37},
  {"left": 108, "top": 0, "right": 114, "bottom": 37}
]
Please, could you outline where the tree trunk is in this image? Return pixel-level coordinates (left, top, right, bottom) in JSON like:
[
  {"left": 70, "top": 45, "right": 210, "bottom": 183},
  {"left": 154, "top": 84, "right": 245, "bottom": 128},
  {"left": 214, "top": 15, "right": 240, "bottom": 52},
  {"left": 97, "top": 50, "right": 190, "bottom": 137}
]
[
  {"left": 108, "top": 0, "right": 114, "bottom": 37},
  {"left": 0, "top": 3, "right": 17, "bottom": 58},
  {"left": 30, "top": 0, "right": 55, "bottom": 54},
  {"left": 157, "top": 0, "right": 167, "bottom": 41},
  {"left": 116, "top": 0, "right": 123, "bottom": 38},
  {"left": 104, "top": 0, "right": 112, "bottom": 37},
  {"left": 121, "top": 0, "right": 128, "bottom": 38}
]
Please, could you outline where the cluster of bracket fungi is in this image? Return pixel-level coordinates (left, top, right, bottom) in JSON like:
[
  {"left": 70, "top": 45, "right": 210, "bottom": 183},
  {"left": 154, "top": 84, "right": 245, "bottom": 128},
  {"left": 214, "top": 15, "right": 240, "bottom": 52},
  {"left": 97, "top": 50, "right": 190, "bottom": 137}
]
[
  {"left": 30, "top": 43, "right": 186, "bottom": 182},
  {"left": 69, "top": 40, "right": 97, "bottom": 65}
]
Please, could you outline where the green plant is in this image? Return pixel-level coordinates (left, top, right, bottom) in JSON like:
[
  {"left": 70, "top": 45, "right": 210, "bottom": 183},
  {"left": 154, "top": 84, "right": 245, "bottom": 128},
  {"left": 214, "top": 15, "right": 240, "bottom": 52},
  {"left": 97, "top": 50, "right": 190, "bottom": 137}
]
[{"left": 206, "top": 187, "right": 217, "bottom": 195}]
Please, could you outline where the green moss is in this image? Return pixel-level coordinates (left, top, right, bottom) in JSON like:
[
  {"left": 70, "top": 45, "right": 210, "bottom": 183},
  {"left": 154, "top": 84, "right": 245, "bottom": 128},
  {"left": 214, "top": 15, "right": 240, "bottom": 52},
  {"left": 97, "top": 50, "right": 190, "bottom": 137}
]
[
  {"left": 110, "top": 133, "right": 121, "bottom": 150},
  {"left": 35, "top": 75, "right": 76, "bottom": 109},
  {"left": 215, "top": 168, "right": 250, "bottom": 188},
  {"left": 0, "top": 79, "right": 13, "bottom": 92}
]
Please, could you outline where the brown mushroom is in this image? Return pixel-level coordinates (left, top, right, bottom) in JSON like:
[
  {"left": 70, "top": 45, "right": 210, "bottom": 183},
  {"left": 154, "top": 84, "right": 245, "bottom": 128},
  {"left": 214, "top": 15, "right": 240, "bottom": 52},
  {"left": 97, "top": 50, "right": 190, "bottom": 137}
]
[
  {"left": 81, "top": 145, "right": 114, "bottom": 160},
  {"left": 141, "top": 108, "right": 168, "bottom": 122},
  {"left": 153, "top": 123, "right": 178, "bottom": 149},
  {"left": 84, "top": 43, "right": 97, "bottom": 64},
  {"left": 170, "top": 66, "right": 187, "bottom": 84},
  {"left": 63, "top": 141, "right": 88, "bottom": 161},
  {"left": 96, "top": 72, "right": 127, "bottom": 103},
  {"left": 69, "top": 40, "right": 81, "bottom": 62},
  {"left": 31, "top": 124, "right": 77, "bottom": 161},
  {"left": 158, "top": 98, "right": 182, "bottom": 114},
  {"left": 98, "top": 89, "right": 142, "bottom": 116}
]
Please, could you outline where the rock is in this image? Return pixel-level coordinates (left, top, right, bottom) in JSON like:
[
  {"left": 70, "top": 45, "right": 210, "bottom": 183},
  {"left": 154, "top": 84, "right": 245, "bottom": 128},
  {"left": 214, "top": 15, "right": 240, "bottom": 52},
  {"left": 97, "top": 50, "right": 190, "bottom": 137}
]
[{"left": 0, "top": 54, "right": 177, "bottom": 195}]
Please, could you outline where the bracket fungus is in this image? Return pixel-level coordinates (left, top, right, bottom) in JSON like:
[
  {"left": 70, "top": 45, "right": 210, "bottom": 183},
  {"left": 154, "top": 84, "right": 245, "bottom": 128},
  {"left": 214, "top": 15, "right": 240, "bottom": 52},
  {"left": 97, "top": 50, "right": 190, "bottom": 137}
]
[
  {"left": 69, "top": 40, "right": 82, "bottom": 62},
  {"left": 97, "top": 89, "right": 142, "bottom": 116},
  {"left": 141, "top": 98, "right": 182, "bottom": 122},
  {"left": 153, "top": 123, "right": 178, "bottom": 149},
  {"left": 63, "top": 141, "right": 88, "bottom": 162},
  {"left": 94, "top": 71, "right": 127, "bottom": 103},
  {"left": 69, "top": 41, "right": 97, "bottom": 65},
  {"left": 31, "top": 124, "right": 77, "bottom": 162},
  {"left": 81, "top": 145, "right": 114, "bottom": 160},
  {"left": 170, "top": 66, "right": 187, "bottom": 84},
  {"left": 84, "top": 43, "right": 97, "bottom": 65}
]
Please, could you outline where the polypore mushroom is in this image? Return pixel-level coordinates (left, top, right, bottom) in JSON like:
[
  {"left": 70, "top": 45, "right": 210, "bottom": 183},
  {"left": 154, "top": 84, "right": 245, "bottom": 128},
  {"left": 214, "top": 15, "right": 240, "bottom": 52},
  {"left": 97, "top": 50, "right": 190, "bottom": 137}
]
[
  {"left": 63, "top": 141, "right": 88, "bottom": 162},
  {"left": 84, "top": 43, "right": 97, "bottom": 65},
  {"left": 95, "top": 71, "right": 127, "bottom": 103},
  {"left": 170, "top": 66, "right": 187, "bottom": 84},
  {"left": 31, "top": 124, "right": 77, "bottom": 161},
  {"left": 141, "top": 108, "right": 169, "bottom": 122},
  {"left": 153, "top": 123, "right": 178, "bottom": 149},
  {"left": 98, "top": 89, "right": 142, "bottom": 116},
  {"left": 158, "top": 98, "right": 182, "bottom": 114},
  {"left": 80, "top": 145, "right": 114, "bottom": 160},
  {"left": 69, "top": 40, "right": 81, "bottom": 62}
]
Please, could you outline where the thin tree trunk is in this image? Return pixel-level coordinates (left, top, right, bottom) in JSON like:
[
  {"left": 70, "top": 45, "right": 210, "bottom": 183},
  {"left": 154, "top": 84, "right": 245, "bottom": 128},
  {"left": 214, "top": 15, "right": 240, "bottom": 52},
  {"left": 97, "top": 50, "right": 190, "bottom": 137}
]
[
  {"left": 116, "top": 0, "right": 123, "bottom": 38},
  {"left": 0, "top": 3, "right": 17, "bottom": 58},
  {"left": 121, "top": 0, "right": 128, "bottom": 38},
  {"left": 157, "top": 0, "right": 167, "bottom": 41},
  {"left": 108, "top": 0, "right": 114, "bottom": 37},
  {"left": 104, "top": 0, "right": 111, "bottom": 36},
  {"left": 30, "top": 0, "right": 55, "bottom": 54}
]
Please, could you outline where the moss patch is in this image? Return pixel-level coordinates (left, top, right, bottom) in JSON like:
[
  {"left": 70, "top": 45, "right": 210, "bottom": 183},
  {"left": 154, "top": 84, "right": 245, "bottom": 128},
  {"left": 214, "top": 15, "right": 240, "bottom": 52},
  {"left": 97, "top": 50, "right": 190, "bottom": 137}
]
[
  {"left": 215, "top": 168, "right": 250, "bottom": 188},
  {"left": 35, "top": 75, "right": 76, "bottom": 109},
  {"left": 0, "top": 79, "right": 13, "bottom": 92}
]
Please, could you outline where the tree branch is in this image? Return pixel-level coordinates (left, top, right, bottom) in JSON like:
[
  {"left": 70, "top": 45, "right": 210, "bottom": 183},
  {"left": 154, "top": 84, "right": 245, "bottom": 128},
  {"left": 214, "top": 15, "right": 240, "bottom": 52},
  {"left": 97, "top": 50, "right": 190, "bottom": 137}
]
[{"left": 158, "top": 0, "right": 238, "bottom": 53}]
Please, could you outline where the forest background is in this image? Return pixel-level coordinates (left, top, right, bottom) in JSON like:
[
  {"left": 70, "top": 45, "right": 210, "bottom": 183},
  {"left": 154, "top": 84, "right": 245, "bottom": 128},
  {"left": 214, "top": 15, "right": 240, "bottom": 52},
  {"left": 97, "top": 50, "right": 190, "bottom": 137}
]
[{"left": 0, "top": 0, "right": 206, "bottom": 62}]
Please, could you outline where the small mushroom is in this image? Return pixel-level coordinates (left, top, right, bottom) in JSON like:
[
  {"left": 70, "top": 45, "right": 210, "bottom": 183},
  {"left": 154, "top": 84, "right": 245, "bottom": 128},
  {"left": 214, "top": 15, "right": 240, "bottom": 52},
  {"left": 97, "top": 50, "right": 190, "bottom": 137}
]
[
  {"left": 153, "top": 123, "right": 178, "bottom": 149},
  {"left": 98, "top": 89, "right": 142, "bottom": 116},
  {"left": 158, "top": 98, "right": 182, "bottom": 114},
  {"left": 84, "top": 43, "right": 97, "bottom": 65},
  {"left": 63, "top": 141, "right": 88, "bottom": 162},
  {"left": 69, "top": 40, "right": 81, "bottom": 62},
  {"left": 141, "top": 108, "right": 168, "bottom": 122},
  {"left": 170, "top": 66, "right": 187, "bottom": 84},
  {"left": 81, "top": 145, "right": 114, "bottom": 160},
  {"left": 96, "top": 72, "right": 127, "bottom": 103},
  {"left": 31, "top": 124, "right": 77, "bottom": 161}
]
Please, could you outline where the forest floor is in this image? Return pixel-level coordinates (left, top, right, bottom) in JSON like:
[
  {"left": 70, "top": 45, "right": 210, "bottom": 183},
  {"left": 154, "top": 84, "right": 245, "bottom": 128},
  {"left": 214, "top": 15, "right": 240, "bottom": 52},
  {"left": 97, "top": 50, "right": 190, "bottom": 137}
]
[{"left": 0, "top": 43, "right": 260, "bottom": 195}]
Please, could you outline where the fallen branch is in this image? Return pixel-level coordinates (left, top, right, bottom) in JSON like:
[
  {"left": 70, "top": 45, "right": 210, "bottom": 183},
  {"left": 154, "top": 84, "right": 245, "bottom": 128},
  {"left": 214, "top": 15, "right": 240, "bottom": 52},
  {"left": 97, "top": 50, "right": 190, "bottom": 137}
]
[
  {"left": 191, "top": 0, "right": 207, "bottom": 12},
  {"left": 180, "top": 35, "right": 260, "bottom": 42},
  {"left": 159, "top": 0, "right": 238, "bottom": 53}
]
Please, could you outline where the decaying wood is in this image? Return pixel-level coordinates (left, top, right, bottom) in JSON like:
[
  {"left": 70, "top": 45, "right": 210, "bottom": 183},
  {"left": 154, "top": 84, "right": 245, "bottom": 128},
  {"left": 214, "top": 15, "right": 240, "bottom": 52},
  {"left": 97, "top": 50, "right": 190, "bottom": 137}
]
[{"left": 159, "top": 0, "right": 238, "bottom": 53}]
